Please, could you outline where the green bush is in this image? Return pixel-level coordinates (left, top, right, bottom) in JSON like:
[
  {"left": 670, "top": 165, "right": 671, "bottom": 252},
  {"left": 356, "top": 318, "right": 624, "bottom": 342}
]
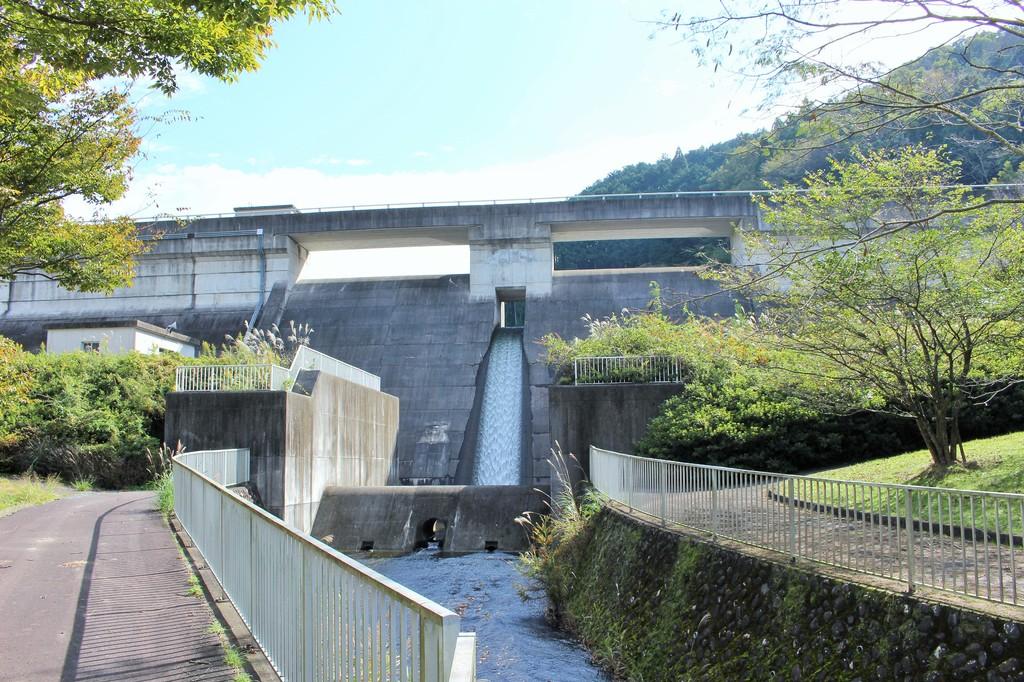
[
  {"left": 636, "top": 366, "right": 1024, "bottom": 474},
  {"left": 0, "top": 343, "right": 240, "bottom": 488},
  {"left": 0, "top": 350, "right": 181, "bottom": 487},
  {"left": 543, "top": 309, "right": 1024, "bottom": 472}
]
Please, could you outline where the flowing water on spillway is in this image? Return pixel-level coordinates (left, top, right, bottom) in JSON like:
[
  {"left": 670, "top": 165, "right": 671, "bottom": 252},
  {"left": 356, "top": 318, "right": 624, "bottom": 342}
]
[
  {"left": 472, "top": 329, "right": 524, "bottom": 485},
  {"left": 365, "top": 550, "right": 607, "bottom": 682}
]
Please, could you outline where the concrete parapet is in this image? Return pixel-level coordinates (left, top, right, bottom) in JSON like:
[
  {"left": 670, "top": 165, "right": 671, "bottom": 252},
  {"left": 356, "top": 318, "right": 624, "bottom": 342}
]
[
  {"left": 311, "top": 484, "right": 546, "bottom": 554},
  {"left": 165, "top": 370, "right": 398, "bottom": 532}
]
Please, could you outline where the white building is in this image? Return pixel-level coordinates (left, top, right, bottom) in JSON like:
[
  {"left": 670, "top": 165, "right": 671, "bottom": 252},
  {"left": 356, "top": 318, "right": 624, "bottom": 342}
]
[{"left": 44, "top": 320, "right": 200, "bottom": 357}]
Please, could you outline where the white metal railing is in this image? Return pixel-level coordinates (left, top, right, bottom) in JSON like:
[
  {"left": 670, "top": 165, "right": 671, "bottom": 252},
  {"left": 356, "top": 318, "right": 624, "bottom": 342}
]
[
  {"left": 175, "top": 364, "right": 287, "bottom": 391},
  {"left": 176, "top": 448, "right": 251, "bottom": 485},
  {"left": 172, "top": 448, "right": 475, "bottom": 681},
  {"left": 590, "top": 446, "right": 1024, "bottom": 607},
  {"left": 174, "top": 347, "right": 380, "bottom": 393},
  {"left": 291, "top": 345, "right": 381, "bottom": 391},
  {"left": 573, "top": 356, "right": 686, "bottom": 385}
]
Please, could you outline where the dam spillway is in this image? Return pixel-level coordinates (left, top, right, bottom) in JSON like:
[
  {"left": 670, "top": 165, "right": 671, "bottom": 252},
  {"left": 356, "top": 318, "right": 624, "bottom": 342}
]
[{"left": 472, "top": 328, "right": 525, "bottom": 486}]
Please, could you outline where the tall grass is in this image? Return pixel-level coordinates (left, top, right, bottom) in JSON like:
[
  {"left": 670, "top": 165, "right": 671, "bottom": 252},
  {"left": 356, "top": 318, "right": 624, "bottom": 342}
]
[
  {"left": 154, "top": 471, "right": 174, "bottom": 518},
  {"left": 517, "top": 445, "right": 603, "bottom": 592},
  {"left": 0, "top": 473, "right": 62, "bottom": 512}
]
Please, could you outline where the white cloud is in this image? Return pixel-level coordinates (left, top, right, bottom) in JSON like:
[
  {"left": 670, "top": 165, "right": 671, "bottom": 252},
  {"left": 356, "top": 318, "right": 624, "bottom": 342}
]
[
  {"left": 412, "top": 150, "right": 432, "bottom": 158},
  {"left": 346, "top": 159, "right": 371, "bottom": 167},
  {"left": 439, "top": 145, "right": 456, "bottom": 153},
  {"left": 63, "top": 133, "right": 730, "bottom": 219}
]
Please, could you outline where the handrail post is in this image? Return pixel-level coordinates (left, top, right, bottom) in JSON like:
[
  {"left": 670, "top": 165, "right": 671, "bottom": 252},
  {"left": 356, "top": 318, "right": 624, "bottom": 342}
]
[
  {"left": 788, "top": 477, "right": 797, "bottom": 556},
  {"left": 711, "top": 469, "right": 719, "bottom": 535},
  {"left": 905, "top": 490, "right": 915, "bottom": 593},
  {"left": 659, "top": 461, "right": 668, "bottom": 527},
  {"left": 626, "top": 458, "right": 633, "bottom": 511}
]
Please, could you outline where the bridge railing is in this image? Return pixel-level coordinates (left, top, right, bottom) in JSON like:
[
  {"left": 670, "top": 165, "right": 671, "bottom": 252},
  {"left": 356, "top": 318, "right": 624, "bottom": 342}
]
[
  {"left": 590, "top": 446, "right": 1024, "bottom": 607},
  {"left": 132, "top": 183, "right": 1024, "bottom": 223},
  {"left": 173, "top": 448, "right": 475, "bottom": 681},
  {"left": 573, "top": 355, "right": 686, "bottom": 385},
  {"left": 174, "top": 347, "right": 380, "bottom": 393}
]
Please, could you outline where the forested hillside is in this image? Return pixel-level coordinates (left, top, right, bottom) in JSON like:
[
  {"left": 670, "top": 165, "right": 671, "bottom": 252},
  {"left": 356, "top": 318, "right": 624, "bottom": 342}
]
[{"left": 583, "top": 31, "right": 1024, "bottom": 194}]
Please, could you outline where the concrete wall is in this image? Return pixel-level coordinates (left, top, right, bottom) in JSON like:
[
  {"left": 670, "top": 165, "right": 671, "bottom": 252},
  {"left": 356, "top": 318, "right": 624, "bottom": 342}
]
[
  {"left": 0, "top": 231, "right": 306, "bottom": 349},
  {"left": 525, "top": 271, "right": 734, "bottom": 480},
  {"left": 311, "top": 485, "right": 546, "bottom": 553},
  {"left": 547, "top": 383, "right": 685, "bottom": 475},
  {"left": 284, "top": 371, "right": 399, "bottom": 531},
  {"left": 279, "top": 276, "right": 494, "bottom": 485},
  {"left": 4, "top": 197, "right": 750, "bottom": 486},
  {"left": 549, "top": 506, "right": 1024, "bottom": 680},
  {"left": 165, "top": 371, "right": 398, "bottom": 532}
]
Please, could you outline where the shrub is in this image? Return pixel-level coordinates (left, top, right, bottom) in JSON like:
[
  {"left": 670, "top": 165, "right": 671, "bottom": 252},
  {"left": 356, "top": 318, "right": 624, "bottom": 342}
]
[
  {"left": 635, "top": 365, "right": 1024, "bottom": 474},
  {"left": 0, "top": 350, "right": 182, "bottom": 487},
  {"left": 542, "top": 311, "right": 1024, "bottom": 472},
  {"left": 0, "top": 341, "right": 235, "bottom": 488}
]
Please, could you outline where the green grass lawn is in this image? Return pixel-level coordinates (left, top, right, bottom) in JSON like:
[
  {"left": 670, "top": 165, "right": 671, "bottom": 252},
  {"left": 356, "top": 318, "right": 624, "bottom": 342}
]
[
  {"left": 0, "top": 474, "right": 63, "bottom": 513},
  {"left": 798, "top": 432, "right": 1024, "bottom": 535},
  {"left": 811, "top": 431, "right": 1024, "bottom": 494}
]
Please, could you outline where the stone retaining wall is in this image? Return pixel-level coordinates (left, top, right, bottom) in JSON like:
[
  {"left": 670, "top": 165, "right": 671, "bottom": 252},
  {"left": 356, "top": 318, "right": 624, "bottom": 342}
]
[{"left": 548, "top": 506, "right": 1024, "bottom": 680}]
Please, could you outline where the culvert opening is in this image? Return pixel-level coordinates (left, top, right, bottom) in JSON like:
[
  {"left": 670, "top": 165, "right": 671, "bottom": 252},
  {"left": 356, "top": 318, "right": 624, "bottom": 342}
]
[
  {"left": 484, "top": 540, "right": 498, "bottom": 552},
  {"left": 421, "top": 518, "right": 447, "bottom": 549},
  {"left": 360, "top": 540, "right": 374, "bottom": 551}
]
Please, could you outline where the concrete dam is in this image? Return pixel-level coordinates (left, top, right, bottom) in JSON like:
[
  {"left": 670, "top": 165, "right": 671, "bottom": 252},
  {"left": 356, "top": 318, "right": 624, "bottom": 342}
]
[{"left": 0, "top": 194, "right": 752, "bottom": 550}]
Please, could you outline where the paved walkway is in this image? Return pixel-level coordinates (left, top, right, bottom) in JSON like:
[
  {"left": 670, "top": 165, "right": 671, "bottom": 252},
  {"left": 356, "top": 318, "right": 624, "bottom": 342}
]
[
  {"left": 0, "top": 491, "right": 236, "bottom": 681},
  {"left": 623, "top": 482, "right": 1024, "bottom": 607}
]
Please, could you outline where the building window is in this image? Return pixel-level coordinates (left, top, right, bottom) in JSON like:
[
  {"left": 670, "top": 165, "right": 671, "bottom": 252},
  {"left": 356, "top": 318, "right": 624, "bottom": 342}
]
[{"left": 81, "top": 341, "right": 101, "bottom": 352}]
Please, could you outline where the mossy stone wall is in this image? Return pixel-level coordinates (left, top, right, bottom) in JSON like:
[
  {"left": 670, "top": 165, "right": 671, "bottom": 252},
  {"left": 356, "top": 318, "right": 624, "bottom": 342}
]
[{"left": 550, "top": 507, "right": 1024, "bottom": 681}]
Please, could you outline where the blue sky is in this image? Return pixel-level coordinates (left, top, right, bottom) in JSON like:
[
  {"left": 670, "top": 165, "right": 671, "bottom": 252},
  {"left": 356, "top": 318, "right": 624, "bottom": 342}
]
[{"left": 72, "top": 0, "right": 955, "bottom": 219}]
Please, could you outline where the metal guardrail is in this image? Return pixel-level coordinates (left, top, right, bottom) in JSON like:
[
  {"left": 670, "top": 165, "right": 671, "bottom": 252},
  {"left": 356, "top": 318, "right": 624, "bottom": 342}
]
[
  {"left": 173, "top": 448, "right": 475, "bottom": 681},
  {"left": 291, "top": 346, "right": 381, "bottom": 391},
  {"left": 174, "top": 347, "right": 380, "bottom": 393},
  {"left": 573, "top": 355, "right": 687, "bottom": 385},
  {"left": 590, "top": 446, "right": 1024, "bottom": 607},
  {"left": 174, "top": 364, "right": 288, "bottom": 391}
]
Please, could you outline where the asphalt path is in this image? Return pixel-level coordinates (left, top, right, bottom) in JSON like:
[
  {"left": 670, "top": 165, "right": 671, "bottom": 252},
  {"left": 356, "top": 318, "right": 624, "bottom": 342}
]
[{"left": 0, "top": 491, "right": 235, "bottom": 681}]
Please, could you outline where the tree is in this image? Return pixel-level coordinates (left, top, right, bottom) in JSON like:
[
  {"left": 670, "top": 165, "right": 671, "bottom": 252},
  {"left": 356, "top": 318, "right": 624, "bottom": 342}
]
[
  {"left": 664, "top": 2, "right": 1024, "bottom": 168},
  {"left": 0, "top": 0, "right": 333, "bottom": 291},
  {"left": 726, "top": 147, "right": 1024, "bottom": 466}
]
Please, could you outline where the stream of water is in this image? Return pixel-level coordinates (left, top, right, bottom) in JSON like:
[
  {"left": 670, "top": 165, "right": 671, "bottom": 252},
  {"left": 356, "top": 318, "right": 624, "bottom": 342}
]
[
  {"left": 472, "top": 329, "right": 525, "bottom": 485},
  {"left": 364, "top": 550, "right": 607, "bottom": 682}
]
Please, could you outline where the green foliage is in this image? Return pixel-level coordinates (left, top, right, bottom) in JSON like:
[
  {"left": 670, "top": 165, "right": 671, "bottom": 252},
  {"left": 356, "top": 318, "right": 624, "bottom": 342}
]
[
  {"left": 517, "top": 447, "right": 604, "bottom": 617},
  {"left": 541, "top": 303, "right": 725, "bottom": 384},
  {"left": 542, "top": 306, "right": 1024, "bottom": 473},
  {"left": 732, "top": 147, "right": 1024, "bottom": 466},
  {"left": 0, "top": 69, "right": 145, "bottom": 290},
  {"left": 0, "top": 336, "right": 24, "bottom": 443},
  {"left": 0, "top": 350, "right": 180, "bottom": 487},
  {"left": 553, "top": 237, "right": 730, "bottom": 271},
  {"left": 583, "top": 32, "right": 1024, "bottom": 195},
  {"left": 1, "top": 0, "right": 335, "bottom": 96},
  {"left": 71, "top": 478, "right": 95, "bottom": 492},
  {"left": 154, "top": 471, "right": 174, "bottom": 518},
  {"left": 0, "top": 342, "right": 229, "bottom": 488},
  {"left": 0, "top": 0, "right": 333, "bottom": 291}
]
